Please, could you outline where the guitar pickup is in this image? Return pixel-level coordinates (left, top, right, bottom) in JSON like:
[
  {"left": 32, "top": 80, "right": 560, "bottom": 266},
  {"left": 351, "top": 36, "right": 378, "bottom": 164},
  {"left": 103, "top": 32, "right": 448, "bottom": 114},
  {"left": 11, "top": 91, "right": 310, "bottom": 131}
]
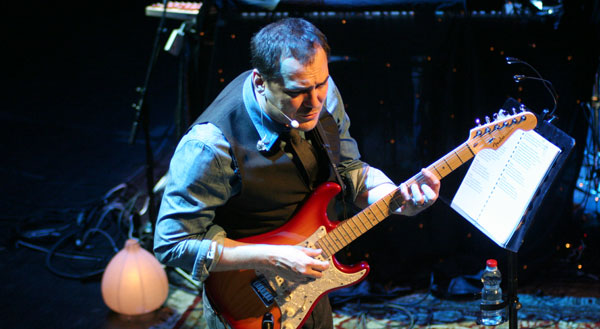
[{"left": 251, "top": 276, "right": 276, "bottom": 307}]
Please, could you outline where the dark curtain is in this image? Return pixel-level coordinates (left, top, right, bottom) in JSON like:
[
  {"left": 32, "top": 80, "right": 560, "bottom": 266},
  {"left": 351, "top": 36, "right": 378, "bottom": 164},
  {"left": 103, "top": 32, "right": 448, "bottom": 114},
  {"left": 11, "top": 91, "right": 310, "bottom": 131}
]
[{"left": 186, "top": 1, "right": 599, "bottom": 288}]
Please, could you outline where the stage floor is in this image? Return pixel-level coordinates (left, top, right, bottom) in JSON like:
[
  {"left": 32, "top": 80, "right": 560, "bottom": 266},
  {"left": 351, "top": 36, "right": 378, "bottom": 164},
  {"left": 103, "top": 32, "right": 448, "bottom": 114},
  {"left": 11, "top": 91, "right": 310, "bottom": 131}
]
[{"left": 103, "top": 270, "right": 600, "bottom": 329}]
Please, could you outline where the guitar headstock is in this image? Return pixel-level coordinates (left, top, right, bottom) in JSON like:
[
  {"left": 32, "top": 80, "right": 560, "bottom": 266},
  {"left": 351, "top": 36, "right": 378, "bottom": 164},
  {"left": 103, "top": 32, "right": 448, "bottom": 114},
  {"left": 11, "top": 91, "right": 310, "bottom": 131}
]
[{"left": 467, "top": 110, "right": 537, "bottom": 154}]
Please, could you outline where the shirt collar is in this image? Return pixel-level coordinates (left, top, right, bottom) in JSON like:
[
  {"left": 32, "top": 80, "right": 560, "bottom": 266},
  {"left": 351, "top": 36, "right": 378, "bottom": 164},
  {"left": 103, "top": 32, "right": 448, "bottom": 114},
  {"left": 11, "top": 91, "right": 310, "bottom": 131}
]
[{"left": 242, "top": 73, "right": 287, "bottom": 151}]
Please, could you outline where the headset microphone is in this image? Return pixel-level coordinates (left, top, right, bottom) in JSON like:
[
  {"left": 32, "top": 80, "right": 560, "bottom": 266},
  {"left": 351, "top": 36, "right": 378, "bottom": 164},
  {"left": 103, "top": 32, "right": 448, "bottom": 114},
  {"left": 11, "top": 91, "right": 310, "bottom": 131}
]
[
  {"left": 256, "top": 94, "right": 300, "bottom": 151},
  {"left": 281, "top": 112, "right": 300, "bottom": 129},
  {"left": 264, "top": 95, "right": 300, "bottom": 128}
]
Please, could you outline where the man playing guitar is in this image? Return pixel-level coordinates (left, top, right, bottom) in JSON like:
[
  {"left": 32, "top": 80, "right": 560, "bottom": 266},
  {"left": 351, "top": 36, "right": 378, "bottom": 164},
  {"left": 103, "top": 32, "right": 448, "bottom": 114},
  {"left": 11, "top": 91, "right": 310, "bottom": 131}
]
[{"left": 154, "top": 17, "right": 440, "bottom": 329}]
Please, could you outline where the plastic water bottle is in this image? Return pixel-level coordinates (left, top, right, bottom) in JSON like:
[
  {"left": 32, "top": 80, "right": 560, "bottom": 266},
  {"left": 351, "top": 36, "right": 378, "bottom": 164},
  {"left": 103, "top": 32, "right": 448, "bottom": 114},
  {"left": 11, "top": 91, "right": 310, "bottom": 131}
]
[{"left": 479, "top": 259, "right": 504, "bottom": 325}]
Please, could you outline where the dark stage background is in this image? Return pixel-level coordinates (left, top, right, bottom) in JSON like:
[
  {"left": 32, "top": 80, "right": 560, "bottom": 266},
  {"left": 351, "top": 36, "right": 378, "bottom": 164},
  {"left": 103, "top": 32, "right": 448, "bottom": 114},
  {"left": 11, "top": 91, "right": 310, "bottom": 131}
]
[
  {"left": 182, "top": 0, "right": 600, "bottom": 289},
  {"left": 1, "top": 0, "right": 599, "bottom": 328}
]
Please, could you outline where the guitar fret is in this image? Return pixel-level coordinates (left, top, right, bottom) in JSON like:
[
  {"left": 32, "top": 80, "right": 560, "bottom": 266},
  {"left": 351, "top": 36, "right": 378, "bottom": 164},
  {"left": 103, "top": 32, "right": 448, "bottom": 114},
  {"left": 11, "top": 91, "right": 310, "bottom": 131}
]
[
  {"left": 336, "top": 229, "right": 350, "bottom": 244},
  {"left": 319, "top": 239, "right": 335, "bottom": 258},
  {"left": 431, "top": 164, "right": 443, "bottom": 178},
  {"left": 355, "top": 213, "right": 373, "bottom": 232},
  {"left": 371, "top": 201, "right": 386, "bottom": 219},
  {"left": 442, "top": 158, "right": 454, "bottom": 171},
  {"left": 324, "top": 243, "right": 335, "bottom": 259},
  {"left": 327, "top": 230, "right": 344, "bottom": 251},
  {"left": 332, "top": 228, "right": 350, "bottom": 246},
  {"left": 339, "top": 222, "right": 357, "bottom": 241},
  {"left": 320, "top": 235, "right": 336, "bottom": 256},
  {"left": 375, "top": 199, "right": 390, "bottom": 217},
  {"left": 426, "top": 142, "right": 474, "bottom": 181},
  {"left": 318, "top": 242, "right": 333, "bottom": 259},
  {"left": 370, "top": 208, "right": 383, "bottom": 224},
  {"left": 453, "top": 150, "right": 465, "bottom": 163},
  {"left": 450, "top": 151, "right": 467, "bottom": 169},
  {"left": 358, "top": 210, "right": 378, "bottom": 227},
  {"left": 354, "top": 215, "right": 370, "bottom": 233},
  {"left": 435, "top": 160, "right": 451, "bottom": 177},
  {"left": 326, "top": 234, "right": 341, "bottom": 252},
  {"left": 369, "top": 200, "right": 382, "bottom": 221},
  {"left": 346, "top": 217, "right": 366, "bottom": 239},
  {"left": 465, "top": 143, "right": 475, "bottom": 156},
  {"left": 340, "top": 228, "right": 353, "bottom": 244}
]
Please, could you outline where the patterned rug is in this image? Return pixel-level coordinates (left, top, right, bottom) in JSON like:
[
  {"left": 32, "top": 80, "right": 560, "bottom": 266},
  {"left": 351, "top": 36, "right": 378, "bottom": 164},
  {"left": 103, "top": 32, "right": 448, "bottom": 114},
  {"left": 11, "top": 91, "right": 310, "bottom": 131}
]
[
  {"left": 150, "top": 286, "right": 600, "bottom": 329},
  {"left": 332, "top": 292, "right": 600, "bottom": 329}
]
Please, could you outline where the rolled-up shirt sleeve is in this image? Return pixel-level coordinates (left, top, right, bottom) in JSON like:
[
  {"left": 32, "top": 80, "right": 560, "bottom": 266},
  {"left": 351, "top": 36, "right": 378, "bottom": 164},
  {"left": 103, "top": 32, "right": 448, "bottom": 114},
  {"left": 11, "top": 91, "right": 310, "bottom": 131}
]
[{"left": 154, "top": 123, "right": 235, "bottom": 282}]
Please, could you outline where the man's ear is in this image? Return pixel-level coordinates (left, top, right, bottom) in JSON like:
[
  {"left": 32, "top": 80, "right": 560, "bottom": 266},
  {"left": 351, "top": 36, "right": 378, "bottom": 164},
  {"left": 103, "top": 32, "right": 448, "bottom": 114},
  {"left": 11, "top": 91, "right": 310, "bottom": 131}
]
[{"left": 252, "top": 70, "right": 265, "bottom": 94}]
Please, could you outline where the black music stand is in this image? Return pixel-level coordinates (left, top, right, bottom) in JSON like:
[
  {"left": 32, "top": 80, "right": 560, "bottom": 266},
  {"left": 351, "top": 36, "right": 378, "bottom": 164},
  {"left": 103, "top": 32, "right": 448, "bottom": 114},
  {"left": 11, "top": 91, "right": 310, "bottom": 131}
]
[{"left": 497, "top": 116, "right": 575, "bottom": 329}]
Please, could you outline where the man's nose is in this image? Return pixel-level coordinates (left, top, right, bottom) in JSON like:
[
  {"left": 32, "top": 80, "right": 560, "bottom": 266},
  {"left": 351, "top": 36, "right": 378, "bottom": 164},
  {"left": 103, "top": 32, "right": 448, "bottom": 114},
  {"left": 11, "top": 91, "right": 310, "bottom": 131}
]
[{"left": 303, "top": 89, "right": 322, "bottom": 109}]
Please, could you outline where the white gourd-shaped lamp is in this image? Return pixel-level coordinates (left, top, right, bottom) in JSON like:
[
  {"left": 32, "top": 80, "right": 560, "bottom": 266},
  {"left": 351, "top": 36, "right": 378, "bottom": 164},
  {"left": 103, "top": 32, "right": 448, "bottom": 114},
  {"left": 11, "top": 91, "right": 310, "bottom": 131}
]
[{"left": 101, "top": 238, "right": 169, "bottom": 315}]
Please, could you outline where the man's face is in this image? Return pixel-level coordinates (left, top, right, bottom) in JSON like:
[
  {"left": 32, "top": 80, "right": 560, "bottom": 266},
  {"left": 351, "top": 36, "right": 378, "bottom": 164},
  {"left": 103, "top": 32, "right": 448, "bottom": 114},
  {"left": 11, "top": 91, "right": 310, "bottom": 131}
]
[{"left": 261, "top": 46, "right": 329, "bottom": 132}]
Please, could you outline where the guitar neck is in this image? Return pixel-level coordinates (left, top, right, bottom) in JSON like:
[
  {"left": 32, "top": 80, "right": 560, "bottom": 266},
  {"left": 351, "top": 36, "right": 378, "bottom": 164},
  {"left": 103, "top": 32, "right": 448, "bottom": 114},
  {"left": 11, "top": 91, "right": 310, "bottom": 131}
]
[{"left": 316, "top": 141, "right": 475, "bottom": 258}]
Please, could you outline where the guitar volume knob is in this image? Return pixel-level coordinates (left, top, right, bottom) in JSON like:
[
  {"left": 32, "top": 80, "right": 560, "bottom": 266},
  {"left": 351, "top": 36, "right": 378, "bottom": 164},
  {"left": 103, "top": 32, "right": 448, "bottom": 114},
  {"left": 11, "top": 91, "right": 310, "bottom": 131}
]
[{"left": 283, "top": 307, "right": 296, "bottom": 317}]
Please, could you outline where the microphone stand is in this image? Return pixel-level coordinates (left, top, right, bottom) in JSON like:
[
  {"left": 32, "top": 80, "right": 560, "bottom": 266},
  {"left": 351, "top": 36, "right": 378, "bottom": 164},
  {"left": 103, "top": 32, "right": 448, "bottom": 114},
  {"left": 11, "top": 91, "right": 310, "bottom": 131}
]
[
  {"left": 506, "top": 57, "right": 558, "bottom": 121},
  {"left": 506, "top": 250, "right": 521, "bottom": 329},
  {"left": 128, "top": 0, "right": 170, "bottom": 233}
]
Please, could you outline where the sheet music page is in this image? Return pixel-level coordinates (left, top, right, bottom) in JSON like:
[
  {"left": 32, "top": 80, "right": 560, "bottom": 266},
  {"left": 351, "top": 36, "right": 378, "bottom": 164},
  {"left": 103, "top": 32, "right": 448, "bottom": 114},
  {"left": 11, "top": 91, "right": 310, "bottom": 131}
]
[{"left": 451, "top": 129, "right": 561, "bottom": 247}]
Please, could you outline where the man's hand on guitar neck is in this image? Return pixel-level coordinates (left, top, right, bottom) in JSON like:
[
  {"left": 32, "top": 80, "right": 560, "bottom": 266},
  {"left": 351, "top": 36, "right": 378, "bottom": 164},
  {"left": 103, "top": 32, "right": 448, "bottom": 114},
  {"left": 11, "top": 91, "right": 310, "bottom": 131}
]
[
  {"left": 212, "top": 239, "right": 330, "bottom": 282},
  {"left": 360, "top": 168, "right": 440, "bottom": 217},
  {"left": 396, "top": 168, "right": 440, "bottom": 216}
]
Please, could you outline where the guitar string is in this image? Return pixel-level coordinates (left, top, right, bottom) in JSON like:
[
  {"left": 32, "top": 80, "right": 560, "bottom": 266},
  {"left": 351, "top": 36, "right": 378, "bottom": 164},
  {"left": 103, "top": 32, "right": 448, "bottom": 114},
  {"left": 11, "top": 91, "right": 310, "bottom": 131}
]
[{"left": 319, "top": 141, "right": 475, "bottom": 256}]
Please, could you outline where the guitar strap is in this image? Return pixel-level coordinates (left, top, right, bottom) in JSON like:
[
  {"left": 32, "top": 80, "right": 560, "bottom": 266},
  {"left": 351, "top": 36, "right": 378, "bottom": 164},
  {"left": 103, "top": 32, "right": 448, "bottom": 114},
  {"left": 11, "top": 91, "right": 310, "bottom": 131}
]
[{"left": 312, "top": 121, "right": 346, "bottom": 196}]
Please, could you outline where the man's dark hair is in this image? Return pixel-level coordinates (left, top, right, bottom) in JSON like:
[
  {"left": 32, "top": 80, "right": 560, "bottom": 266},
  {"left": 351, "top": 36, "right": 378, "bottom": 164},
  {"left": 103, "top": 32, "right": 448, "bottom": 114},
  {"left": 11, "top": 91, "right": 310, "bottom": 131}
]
[{"left": 250, "top": 18, "right": 330, "bottom": 82}]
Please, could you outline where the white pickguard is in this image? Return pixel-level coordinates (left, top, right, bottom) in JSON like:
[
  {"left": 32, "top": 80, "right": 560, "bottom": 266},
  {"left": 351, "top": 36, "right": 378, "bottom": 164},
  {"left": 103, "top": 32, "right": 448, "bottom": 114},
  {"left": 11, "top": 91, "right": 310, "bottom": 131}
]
[{"left": 255, "top": 226, "right": 367, "bottom": 329}]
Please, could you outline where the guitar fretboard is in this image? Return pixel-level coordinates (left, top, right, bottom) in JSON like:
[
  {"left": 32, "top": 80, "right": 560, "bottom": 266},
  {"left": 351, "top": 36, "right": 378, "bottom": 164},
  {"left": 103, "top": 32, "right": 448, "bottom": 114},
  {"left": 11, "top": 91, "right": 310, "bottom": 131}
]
[{"left": 316, "top": 141, "right": 475, "bottom": 258}]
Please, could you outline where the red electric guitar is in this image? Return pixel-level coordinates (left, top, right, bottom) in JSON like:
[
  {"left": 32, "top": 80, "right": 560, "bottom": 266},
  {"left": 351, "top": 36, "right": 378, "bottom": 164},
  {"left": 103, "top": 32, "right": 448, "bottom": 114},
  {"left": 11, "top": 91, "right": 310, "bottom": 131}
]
[{"left": 204, "top": 110, "right": 538, "bottom": 329}]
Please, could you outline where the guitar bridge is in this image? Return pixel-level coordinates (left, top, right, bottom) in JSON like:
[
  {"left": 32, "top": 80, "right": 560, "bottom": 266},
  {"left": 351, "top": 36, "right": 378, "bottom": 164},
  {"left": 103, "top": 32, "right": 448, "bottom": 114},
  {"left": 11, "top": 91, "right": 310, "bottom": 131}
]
[{"left": 251, "top": 276, "right": 276, "bottom": 307}]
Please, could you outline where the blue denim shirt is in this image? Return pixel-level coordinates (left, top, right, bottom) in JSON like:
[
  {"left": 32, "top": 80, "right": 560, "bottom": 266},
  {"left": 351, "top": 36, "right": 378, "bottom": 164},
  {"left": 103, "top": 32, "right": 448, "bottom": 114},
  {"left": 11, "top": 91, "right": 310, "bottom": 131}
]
[{"left": 154, "top": 73, "right": 394, "bottom": 282}]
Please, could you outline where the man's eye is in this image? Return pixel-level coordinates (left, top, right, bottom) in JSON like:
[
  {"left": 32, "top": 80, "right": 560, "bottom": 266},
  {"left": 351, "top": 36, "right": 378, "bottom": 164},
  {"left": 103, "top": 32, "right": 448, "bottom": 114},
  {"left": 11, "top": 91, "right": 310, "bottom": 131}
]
[{"left": 285, "top": 91, "right": 302, "bottom": 97}]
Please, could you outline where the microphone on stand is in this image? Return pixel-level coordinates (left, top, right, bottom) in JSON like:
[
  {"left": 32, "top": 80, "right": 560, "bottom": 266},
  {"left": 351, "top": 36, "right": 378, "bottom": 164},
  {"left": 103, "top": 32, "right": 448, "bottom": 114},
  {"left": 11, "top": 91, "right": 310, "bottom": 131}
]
[
  {"left": 506, "top": 57, "right": 558, "bottom": 120},
  {"left": 513, "top": 74, "right": 555, "bottom": 87}
]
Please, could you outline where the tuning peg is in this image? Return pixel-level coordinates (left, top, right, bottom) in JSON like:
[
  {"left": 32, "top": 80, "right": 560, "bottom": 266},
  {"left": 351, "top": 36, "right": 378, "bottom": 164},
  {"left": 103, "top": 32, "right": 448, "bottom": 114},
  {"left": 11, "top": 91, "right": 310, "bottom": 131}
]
[
  {"left": 497, "top": 109, "right": 508, "bottom": 119},
  {"left": 493, "top": 113, "right": 498, "bottom": 121},
  {"left": 485, "top": 116, "right": 491, "bottom": 123},
  {"left": 475, "top": 118, "right": 481, "bottom": 126},
  {"left": 511, "top": 107, "right": 517, "bottom": 115}
]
